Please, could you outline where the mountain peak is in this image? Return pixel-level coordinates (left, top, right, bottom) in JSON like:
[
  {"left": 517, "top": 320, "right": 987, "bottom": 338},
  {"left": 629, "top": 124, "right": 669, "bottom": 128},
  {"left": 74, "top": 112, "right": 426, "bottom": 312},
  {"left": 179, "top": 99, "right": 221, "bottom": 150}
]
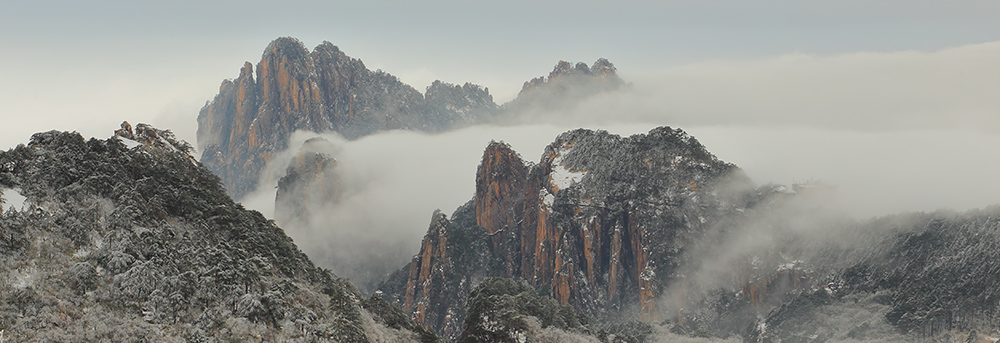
[
  {"left": 591, "top": 58, "right": 616, "bottom": 76},
  {"left": 238, "top": 61, "right": 253, "bottom": 79},
  {"left": 378, "top": 126, "right": 747, "bottom": 338},
  {"left": 262, "top": 36, "right": 310, "bottom": 59},
  {"left": 199, "top": 37, "right": 500, "bottom": 200},
  {"left": 509, "top": 58, "right": 624, "bottom": 111},
  {"left": 313, "top": 40, "right": 343, "bottom": 54}
]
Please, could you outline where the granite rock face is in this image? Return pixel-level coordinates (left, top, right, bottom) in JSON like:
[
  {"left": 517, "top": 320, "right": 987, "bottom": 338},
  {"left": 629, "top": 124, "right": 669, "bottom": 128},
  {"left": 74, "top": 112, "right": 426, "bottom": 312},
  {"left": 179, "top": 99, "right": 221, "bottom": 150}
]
[
  {"left": 200, "top": 37, "right": 623, "bottom": 200},
  {"left": 377, "top": 126, "right": 756, "bottom": 340},
  {"left": 377, "top": 125, "right": 1000, "bottom": 342},
  {"left": 198, "top": 37, "right": 497, "bottom": 200}
]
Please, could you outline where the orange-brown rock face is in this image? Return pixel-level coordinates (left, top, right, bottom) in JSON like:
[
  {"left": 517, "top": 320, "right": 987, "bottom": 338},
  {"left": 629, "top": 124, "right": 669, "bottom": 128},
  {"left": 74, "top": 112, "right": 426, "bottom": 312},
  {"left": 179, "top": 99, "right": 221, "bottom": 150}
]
[
  {"left": 379, "top": 119, "right": 746, "bottom": 342},
  {"left": 474, "top": 142, "right": 527, "bottom": 236},
  {"left": 198, "top": 37, "right": 496, "bottom": 200},
  {"left": 394, "top": 211, "right": 459, "bottom": 336},
  {"left": 403, "top": 212, "right": 448, "bottom": 322}
]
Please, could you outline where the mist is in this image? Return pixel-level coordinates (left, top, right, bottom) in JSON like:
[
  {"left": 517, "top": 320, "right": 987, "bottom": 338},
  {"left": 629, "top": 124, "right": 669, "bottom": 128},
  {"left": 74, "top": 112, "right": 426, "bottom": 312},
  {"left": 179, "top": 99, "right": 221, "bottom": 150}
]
[
  {"left": 236, "top": 41, "right": 1000, "bottom": 296},
  {"left": 243, "top": 124, "right": 656, "bottom": 291},
  {"left": 516, "top": 41, "right": 1000, "bottom": 132}
]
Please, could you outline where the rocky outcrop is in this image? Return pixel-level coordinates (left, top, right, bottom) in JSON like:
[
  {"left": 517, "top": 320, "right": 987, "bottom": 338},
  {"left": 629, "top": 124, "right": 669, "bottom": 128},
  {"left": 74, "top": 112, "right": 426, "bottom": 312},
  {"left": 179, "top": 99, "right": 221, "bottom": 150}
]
[
  {"left": 274, "top": 137, "right": 342, "bottom": 227},
  {"left": 198, "top": 37, "right": 497, "bottom": 199},
  {"left": 378, "top": 127, "right": 755, "bottom": 340},
  {"left": 200, "top": 38, "right": 625, "bottom": 200},
  {"left": 749, "top": 209, "right": 1000, "bottom": 342},
  {"left": 0, "top": 123, "right": 438, "bottom": 342},
  {"left": 403, "top": 211, "right": 450, "bottom": 325}
]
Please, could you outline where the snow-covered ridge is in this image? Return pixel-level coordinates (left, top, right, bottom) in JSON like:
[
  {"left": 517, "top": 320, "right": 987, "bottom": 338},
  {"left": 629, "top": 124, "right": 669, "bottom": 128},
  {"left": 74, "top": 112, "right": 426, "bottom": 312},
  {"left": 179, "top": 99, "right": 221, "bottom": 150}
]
[{"left": 112, "top": 121, "right": 197, "bottom": 164}]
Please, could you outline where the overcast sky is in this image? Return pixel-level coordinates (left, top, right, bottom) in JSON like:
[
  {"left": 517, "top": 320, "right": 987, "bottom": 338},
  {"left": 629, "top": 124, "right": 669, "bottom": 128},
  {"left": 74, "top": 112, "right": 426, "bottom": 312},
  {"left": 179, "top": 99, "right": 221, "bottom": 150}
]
[{"left": 2, "top": 1, "right": 999, "bottom": 218}]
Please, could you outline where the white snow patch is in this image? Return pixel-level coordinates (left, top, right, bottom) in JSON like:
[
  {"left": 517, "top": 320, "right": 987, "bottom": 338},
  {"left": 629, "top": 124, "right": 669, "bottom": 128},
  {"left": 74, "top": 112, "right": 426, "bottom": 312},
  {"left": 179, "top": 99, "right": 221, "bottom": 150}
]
[
  {"left": 541, "top": 189, "right": 555, "bottom": 210},
  {"left": 672, "top": 155, "right": 684, "bottom": 166},
  {"left": 115, "top": 136, "right": 142, "bottom": 149},
  {"left": 1, "top": 188, "right": 26, "bottom": 212},
  {"left": 549, "top": 145, "right": 586, "bottom": 191},
  {"left": 72, "top": 247, "right": 91, "bottom": 258},
  {"left": 550, "top": 164, "right": 585, "bottom": 191},
  {"left": 777, "top": 260, "right": 804, "bottom": 272}
]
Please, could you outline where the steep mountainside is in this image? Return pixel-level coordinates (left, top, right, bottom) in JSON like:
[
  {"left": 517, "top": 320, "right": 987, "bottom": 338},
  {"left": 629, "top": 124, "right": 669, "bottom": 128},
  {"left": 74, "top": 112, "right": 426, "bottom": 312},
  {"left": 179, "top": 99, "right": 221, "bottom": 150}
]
[
  {"left": 749, "top": 209, "right": 1000, "bottom": 343},
  {"left": 197, "top": 37, "right": 497, "bottom": 199},
  {"left": 375, "top": 127, "right": 760, "bottom": 340},
  {"left": 365, "top": 125, "right": 1000, "bottom": 342},
  {"left": 0, "top": 122, "right": 437, "bottom": 342}
]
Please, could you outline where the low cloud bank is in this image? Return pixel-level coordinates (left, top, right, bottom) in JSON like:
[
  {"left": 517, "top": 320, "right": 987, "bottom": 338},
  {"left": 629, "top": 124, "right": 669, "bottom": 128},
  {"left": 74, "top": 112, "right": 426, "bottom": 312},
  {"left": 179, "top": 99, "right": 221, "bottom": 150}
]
[
  {"left": 518, "top": 41, "right": 1000, "bottom": 133},
  {"left": 239, "top": 41, "right": 1000, "bottom": 293},
  {"left": 242, "top": 124, "right": 654, "bottom": 291}
]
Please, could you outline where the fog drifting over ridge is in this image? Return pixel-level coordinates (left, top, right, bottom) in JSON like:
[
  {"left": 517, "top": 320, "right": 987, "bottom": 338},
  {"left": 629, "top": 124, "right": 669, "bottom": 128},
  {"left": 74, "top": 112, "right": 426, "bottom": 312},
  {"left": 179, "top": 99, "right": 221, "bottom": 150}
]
[{"left": 232, "top": 41, "right": 1000, "bottom": 292}]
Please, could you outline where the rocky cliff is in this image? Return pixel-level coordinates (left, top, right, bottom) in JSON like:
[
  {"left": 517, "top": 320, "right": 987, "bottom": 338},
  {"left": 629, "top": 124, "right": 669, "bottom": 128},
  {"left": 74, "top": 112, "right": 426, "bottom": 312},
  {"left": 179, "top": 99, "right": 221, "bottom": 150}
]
[
  {"left": 377, "top": 125, "right": 1000, "bottom": 342},
  {"left": 200, "top": 37, "right": 624, "bottom": 200},
  {"left": 0, "top": 122, "right": 438, "bottom": 342},
  {"left": 376, "top": 126, "right": 758, "bottom": 340},
  {"left": 198, "top": 37, "right": 497, "bottom": 200}
]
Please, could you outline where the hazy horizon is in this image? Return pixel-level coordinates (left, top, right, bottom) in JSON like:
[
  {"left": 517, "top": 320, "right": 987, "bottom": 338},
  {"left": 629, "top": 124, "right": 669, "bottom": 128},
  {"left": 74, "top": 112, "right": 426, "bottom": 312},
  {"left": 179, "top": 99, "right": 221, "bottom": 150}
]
[{"left": 2, "top": 1, "right": 998, "bottom": 220}]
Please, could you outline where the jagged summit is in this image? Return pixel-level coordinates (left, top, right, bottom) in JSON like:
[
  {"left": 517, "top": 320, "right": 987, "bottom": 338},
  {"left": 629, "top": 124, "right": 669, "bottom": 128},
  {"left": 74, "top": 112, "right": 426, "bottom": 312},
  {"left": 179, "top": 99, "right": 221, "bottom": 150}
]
[
  {"left": 198, "top": 37, "right": 498, "bottom": 200},
  {"left": 505, "top": 58, "right": 625, "bottom": 112},
  {"left": 376, "top": 126, "right": 751, "bottom": 340},
  {"left": 198, "top": 37, "right": 630, "bottom": 200},
  {"left": 520, "top": 58, "right": 620, "bottom": 94},
  {"left": 264, "top": 36, "right": 313, "bottom": 60}
]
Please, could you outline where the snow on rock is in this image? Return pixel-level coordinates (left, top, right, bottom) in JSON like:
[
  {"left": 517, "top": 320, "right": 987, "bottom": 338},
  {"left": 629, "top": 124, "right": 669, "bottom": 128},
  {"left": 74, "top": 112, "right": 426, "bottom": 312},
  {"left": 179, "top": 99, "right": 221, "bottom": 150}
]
[
  {"left": 541, "top": 189, "right": 555, "bottom": 211},
  {"left": 115, "top": 136, "right": 142, "bottom": 150},
  {"left": 1, "top": 188, "right": 26, "bottom": 212},
  {"left": 548, "top": 144, "right": 586, "bottom": 192}
]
